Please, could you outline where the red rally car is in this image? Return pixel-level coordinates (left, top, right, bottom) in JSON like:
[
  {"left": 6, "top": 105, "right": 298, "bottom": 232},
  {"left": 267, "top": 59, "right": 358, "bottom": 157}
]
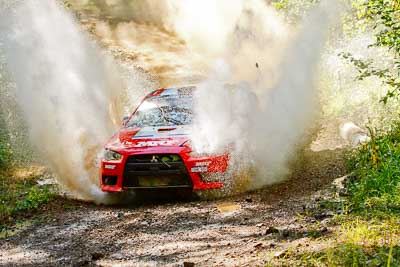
[{"left": 100, "top": 86, "right": 229, "bottom": 193}]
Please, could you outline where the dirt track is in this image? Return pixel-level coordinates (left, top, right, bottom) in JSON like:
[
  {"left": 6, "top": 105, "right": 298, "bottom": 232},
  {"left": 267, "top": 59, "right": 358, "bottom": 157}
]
[
  {"left": 0, "top": 149, "right": 345, "bottom": 266},
  {"left": 0, "top": 4, "right": 349, "bottom": 266}
]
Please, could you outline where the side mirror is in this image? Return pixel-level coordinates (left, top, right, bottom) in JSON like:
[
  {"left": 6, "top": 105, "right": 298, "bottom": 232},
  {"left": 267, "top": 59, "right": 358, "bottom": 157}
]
[{"left": 122, "top": 115, "right": 129, "bottom": 126}]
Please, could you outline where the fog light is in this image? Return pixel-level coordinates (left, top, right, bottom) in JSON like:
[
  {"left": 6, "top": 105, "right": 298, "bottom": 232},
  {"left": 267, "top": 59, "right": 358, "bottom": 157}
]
[{"left": 102, "top": 176, "right": 117, "bottom": 186}]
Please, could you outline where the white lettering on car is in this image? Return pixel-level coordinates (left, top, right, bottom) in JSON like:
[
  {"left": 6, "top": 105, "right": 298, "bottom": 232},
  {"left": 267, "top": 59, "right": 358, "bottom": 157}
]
[
  {"left": 195, "top": 161, "right": 211, "bottom": 167},
  {"left": 133, "top": 140, "right": 176, "bottom": 147},
  {"left": 104, "top": 164, "right": 116, "bottom": 170},
  {"left": 191, "top": 167, "right": 208, "bottom": 173}
]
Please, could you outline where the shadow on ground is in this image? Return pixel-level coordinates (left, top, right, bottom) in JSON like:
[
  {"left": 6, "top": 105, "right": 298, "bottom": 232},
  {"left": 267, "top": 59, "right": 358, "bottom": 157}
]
[{"left": 0, "top": 149, "right": 346, "bottom": 266}]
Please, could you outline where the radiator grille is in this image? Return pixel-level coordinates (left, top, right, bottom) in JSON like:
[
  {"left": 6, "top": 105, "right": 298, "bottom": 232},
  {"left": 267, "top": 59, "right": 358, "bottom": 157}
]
[{"left": 123, "top": 154, "right": 192, "bottom": 188}]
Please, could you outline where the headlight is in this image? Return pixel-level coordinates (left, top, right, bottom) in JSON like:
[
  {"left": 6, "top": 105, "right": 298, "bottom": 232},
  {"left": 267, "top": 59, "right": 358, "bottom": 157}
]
[{"left": 103, "top": 149, "right": 122, "bottom": 161}]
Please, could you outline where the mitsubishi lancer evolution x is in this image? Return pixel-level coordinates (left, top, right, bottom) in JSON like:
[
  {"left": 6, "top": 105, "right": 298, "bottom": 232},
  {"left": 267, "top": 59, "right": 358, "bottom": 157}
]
[{"left": 100, "top": 86, "right": 229, "bottom": 194}]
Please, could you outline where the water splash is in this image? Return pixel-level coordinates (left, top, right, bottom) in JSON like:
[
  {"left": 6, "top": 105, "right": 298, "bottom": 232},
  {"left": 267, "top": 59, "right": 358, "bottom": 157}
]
[
  {"left": 0, "top": 0, "right": 153, "bottom": 203},
  {"left": 0, "top": 0, "right": 361, "bottom": 201},
  {"left": 191, "top": 1, "right": 339, "bottom": 190}
]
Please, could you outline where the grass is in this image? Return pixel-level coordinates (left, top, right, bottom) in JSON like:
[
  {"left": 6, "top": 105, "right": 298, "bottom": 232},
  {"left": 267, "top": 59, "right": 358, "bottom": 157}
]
[
  {"left": 268, "top": 122, "right": 400, "bottom": 266},
  {"left": 0, "top": 116, "right": 61, "bottom": 232},
  {"left": 270, "top": 217, "right": 400, "bottom": 266},
  {"left": 295, "top": 244, "right": 400, "bottom": 266},
  {"left": 0, "top": 167, "right": 57, "bottom": 232},
  {"left": 347, "top": 122, "right": 400, "bottom": 215},
  {"left": 0, "top": 125, "right": 12, "bottom": 169}
]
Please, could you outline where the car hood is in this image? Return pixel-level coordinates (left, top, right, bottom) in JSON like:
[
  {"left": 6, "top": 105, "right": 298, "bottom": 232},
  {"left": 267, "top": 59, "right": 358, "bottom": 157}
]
[{"left": 106, "top": 126, "right": 191, "bottom": 150}]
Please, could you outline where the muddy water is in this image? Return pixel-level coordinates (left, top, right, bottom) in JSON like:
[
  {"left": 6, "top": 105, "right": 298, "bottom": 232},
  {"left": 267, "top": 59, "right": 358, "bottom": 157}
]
[
  {"left": 69, "top": 1, "right": 339, "bottom": 191},
  {"left": 0, "top": 1, "right": 156, "bottom": 203},
  {"left": 1, "top": 0, "right": 338, "bottom": 203},
  {"left": 68, "top": 2, "right": 209, "bottom": 86}
]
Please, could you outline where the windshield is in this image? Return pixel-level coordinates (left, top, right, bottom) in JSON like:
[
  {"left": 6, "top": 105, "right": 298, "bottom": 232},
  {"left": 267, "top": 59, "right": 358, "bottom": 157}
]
[{"left": 126, "top": 95, "right": 193, "bottom": 127}]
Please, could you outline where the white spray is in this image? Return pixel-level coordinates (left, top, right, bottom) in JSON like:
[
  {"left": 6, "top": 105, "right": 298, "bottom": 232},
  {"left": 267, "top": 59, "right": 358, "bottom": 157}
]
[
  {"left": 0, "top": 0, "right": 151, "bottom": 202},
  {"left": 191, "top": 1, "right": 339, "bottom": 189},
  {"left": 0, "top": 0, "right": 340, "bottom": 201}
]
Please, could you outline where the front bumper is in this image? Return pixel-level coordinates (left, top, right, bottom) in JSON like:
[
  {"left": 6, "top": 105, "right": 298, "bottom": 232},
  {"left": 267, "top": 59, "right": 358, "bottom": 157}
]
[{"left": 100, "top": 146, "right": 229, "bottom": 192}]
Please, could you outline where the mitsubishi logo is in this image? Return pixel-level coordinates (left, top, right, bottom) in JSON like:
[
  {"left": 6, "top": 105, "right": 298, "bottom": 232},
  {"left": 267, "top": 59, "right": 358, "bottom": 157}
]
[{"left": 150, "top": 155, "right": 158, "bottom": 163}]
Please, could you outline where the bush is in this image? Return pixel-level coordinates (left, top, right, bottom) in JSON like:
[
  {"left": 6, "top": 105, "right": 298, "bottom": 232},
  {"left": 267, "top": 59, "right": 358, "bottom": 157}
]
[
  {"left": 347, "top": 123, "right": 400, "bottom": 214},
  {"left": 0, "top": 126, "right": 12, "bottom": 168},
  {"left": 0, "top": 175, "right": 55, "bottom": 230}
]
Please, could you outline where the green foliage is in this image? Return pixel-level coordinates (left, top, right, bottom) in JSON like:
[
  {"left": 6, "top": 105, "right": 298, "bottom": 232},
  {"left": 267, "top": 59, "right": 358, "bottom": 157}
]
[
  {"left": 0, "top": 138, "right": 12, "bottom": 169},
  {"left": 347, "top": 123, "right": 400, "bottom": 214},
  {"left": 14, "top": 186, "right": 53, "bottom": 212},
  {"left": 0, "top": 117, "right": 12, "bottom": 169},
  {"left": 0, "top": 173, "right": 55, "bottom": 230},
  {"left": 342, "top": 0, "right": 400, "bottom": 215},
  {"left": 271, "top": 0, "right": 320, "bottom": 23},
  {"left": 365, "top": 0, "right": 400, "bottom": 54},
  {"left": 279, "top": 244, "right": 400, "bottom": 266},
  {"left": 345, "top": 0, "right": 400, "bottom": 102},
  {"left": 272, "top": 218, "right": 400, "bottom": 266}
]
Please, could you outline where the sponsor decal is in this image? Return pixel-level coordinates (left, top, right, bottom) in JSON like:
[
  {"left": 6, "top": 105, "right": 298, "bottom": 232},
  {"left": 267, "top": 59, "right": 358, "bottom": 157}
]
[
  {"left": 195, "top": 161, "right": 211, "bottom": 167},
  {"left": 104, "top": 164, "right": 116, "bottom": 170},
  {"left": 191, "top": 167, "right": 208, "bottom": 173},
  {"left": 132, "top": 140, "right": 176, "bottom": 147}
]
